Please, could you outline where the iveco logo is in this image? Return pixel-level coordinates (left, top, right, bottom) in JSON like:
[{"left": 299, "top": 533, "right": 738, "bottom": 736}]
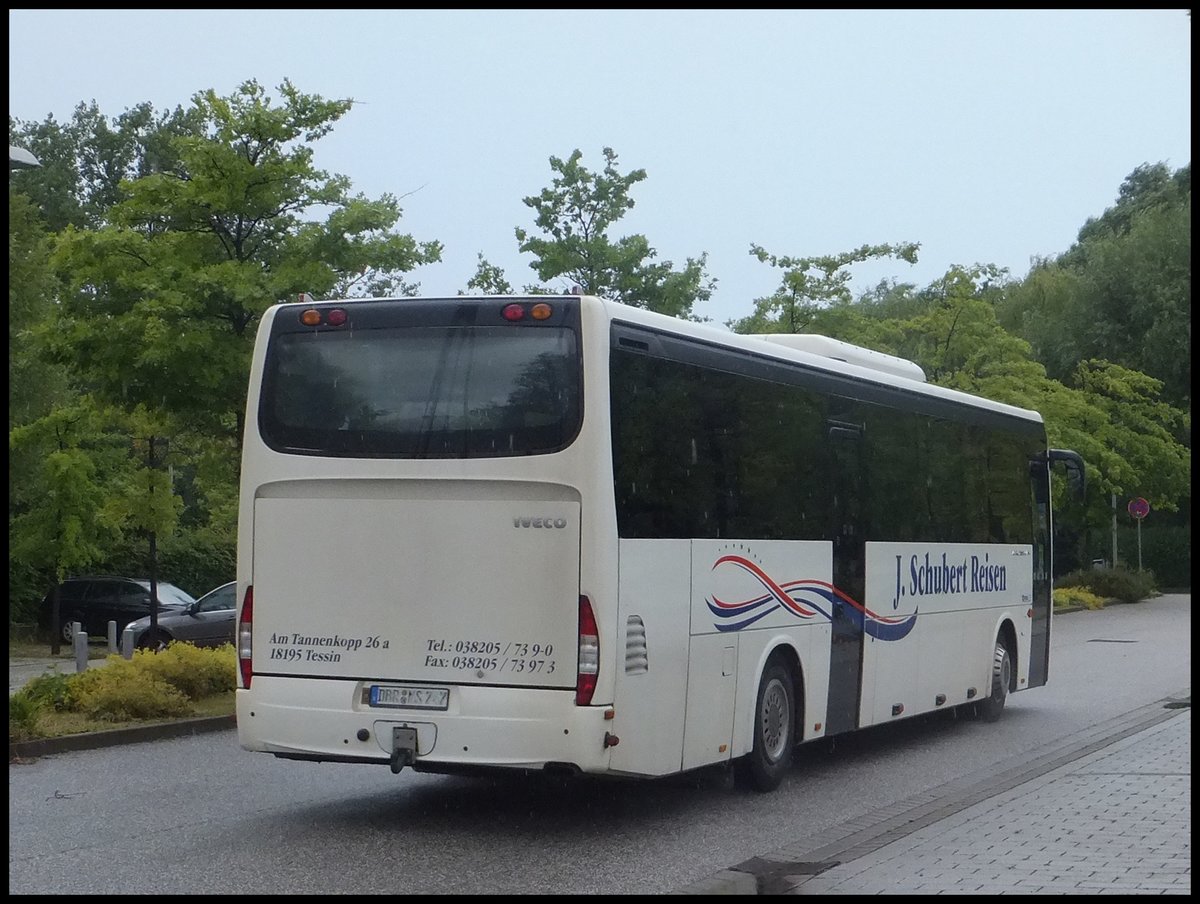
[{"left": 513, "top": 517, "right": 568, "bottom": 529}]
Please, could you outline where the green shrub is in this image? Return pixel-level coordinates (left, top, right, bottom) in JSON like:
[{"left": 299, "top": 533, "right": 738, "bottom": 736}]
[
  {"left": 8, "top": 690, "right": 41, "bottom": 741},
  {"left": 68, "top": 658, "right": 193, "bottom": 722},
  {"left": 135, "top": 642, "right": 237, "bottom": 700},
  {"left": 1053, "top": 566, "right": 1157, "bottom": 604},
  {"left": 1053, "top": 586, "right": 1107, "bottom": 610},
  {"left": 9, "top": 642, "right": 237, "bottom": 740},
  {"left": 21, "top": 670, "right": 75, "bottom": 711}
]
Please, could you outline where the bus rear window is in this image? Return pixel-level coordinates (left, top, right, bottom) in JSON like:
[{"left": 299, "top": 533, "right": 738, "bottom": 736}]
[{"left": 259, "top": 325, "right": 581, "bottom": 458}]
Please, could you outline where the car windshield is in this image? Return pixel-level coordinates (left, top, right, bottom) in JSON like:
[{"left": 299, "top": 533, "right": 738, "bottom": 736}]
[{"left": 137, "top": 582, "right": 195, "bottom": 606}]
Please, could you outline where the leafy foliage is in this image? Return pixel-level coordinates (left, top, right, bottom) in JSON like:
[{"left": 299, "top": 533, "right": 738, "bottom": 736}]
[
  {"left": 8, "top": 691, "right": 42, "bottom": 741},
  {"left": 134, "top": 642, "right": 237, "bottom": 700},
  {"left": 997, "top": 162, "right": 1191, "bottom": 409},
  {"left": 1053, "top": 566, "right": 1158, "bottom": 604},
  {"left": 513, "top": 147, "right": 715, "bottom": 318},
  {"left": 43, "top": 79, "right": 442, "bottom": 441},
  {"left": 8, "top": 643, "right": 236, "bottom": 736},
  {"left": 729, "top": 241, "right": 920, "bottom": 334},
  {"left": 10, "top": 80, "right": 443, "bottom": 618},
  {"left": 69, "top": 658, "right": 193, "bottom": 722},
  {"left": 1052, "top": 587, "right": 1107, "bottom": 610}
]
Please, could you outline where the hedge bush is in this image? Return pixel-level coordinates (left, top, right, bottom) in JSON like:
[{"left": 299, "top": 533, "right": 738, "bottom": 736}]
[
  {"left": 1053, "top": 566, "right": 1158, "bottom": 604},
  {"left": 8, "top": 691, "right": 41, "bottom": 741},
  {"left": 69, "top": 659, "right": 193, "bottom": 722},
  {"left": 135, "top": 642, "right": 237, "bottom": 700},
  {"left": 8, "top": 641, "right": 236, "bottom": 737},
  {"left": 1052, "top": 586, "right": 1107, "bottom": 610}
]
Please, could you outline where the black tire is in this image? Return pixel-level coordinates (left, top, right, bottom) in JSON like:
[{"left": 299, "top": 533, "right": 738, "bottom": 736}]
[
  {"left": 734, "top": 659, "right": 796, "bottom": 793},
  {"left": 60, "top": 615, "right": 84, "bottom": 645},
  {"left": 978, "top": 639, "right": 1012, "bottom": 723},
  {"left": 137, "top": 630, "right": 171, "bottom": 653}
]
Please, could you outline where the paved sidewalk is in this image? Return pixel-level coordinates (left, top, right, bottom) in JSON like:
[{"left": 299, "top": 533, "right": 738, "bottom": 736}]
[
  {"left": 679, "top": 694, "right": 1190, "bottom": 895},
  {"left": 8, "top": 651, "right": 117, "bottom": 695}
]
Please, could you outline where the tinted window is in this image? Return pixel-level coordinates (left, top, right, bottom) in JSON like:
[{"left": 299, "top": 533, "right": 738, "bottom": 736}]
[
  {"left": 196, "top": 584, "right": 236, "bottom": 613},
  {"left": 115, "top": 582, "right": 150, "bottom": 606},
  {"left": 260, "top": 325, "right": 581, "bottom": 458},
  {"left": 611, "top": 353, "right": 828, "bottom": 540},
  {"left": 610, "top": 339, "right": 1043, "bottom": 545},
  {"left": 61, "top": 581, "right": 95, "bottom": 604}
]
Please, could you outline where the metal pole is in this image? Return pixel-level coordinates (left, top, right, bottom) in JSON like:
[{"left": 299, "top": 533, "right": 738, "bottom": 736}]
[
  {"left": 1137, "top": 518, "right": 1143, "bottom": 572},
  {"left": 1111, "top": 493, "right": 1118, "bottom": 568},
  {"left": 73, "top": 628, "right": 89, "bottom": 673}
]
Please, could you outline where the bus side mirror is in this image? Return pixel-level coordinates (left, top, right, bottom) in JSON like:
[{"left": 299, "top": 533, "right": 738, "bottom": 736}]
[{"left": 1048, "top": 449, "right": 1085, "bottom": 500}]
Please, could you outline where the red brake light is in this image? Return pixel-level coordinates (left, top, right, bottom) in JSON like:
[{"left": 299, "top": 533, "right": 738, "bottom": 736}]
[
  {"left": 501, "top": 303, "right": 525, "bottom": 321},
  {"left": 238, "top": 585, "right": 254, "bottom": 689},
  {"left": 576, "top": 595, "right": 599, "bottom": 706}
]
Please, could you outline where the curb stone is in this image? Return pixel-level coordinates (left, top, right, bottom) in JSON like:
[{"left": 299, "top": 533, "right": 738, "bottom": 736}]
[{"left": 9, "top": 714, "right": 235, "bottom": 761}]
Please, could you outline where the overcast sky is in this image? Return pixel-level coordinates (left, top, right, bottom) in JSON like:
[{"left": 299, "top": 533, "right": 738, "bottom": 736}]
[{"left": 8, "top": 9, "right": 1191, "bottom": 327}]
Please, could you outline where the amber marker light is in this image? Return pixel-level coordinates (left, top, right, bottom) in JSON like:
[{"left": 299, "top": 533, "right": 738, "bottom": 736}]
[
  {"left": 531, "top": 302, "right": 553, "bottom": 320},
  {"left": 300, "top": 309, "right": 322, "bottom": 326}
]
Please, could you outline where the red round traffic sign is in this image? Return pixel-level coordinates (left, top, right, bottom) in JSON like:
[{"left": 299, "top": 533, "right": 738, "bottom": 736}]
[{"left": 1127, "top": 497, "right": 1150, "bottom": 520}]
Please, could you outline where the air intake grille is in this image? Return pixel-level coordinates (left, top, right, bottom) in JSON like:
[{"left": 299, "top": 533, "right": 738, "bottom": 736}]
[{"left": 624, "top": 616, "right": 648, "bottom": 674}]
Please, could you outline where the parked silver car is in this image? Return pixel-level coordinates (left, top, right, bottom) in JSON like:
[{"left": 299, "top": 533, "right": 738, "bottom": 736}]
[{"left": 124, "top": 581, "right": 236, "bottom": 651}]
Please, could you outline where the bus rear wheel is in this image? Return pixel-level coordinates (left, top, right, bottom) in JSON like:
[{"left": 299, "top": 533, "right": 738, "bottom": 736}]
[
  {"left": 734, "top": 659, "right": 796, "bottom": 793},
  {"left": 978, "top": 639, "right": 1012, "bottom": 723}
]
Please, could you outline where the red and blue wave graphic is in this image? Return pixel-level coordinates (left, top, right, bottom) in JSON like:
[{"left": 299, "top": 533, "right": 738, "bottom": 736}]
[{"left": 706, "top": 554, "right": 917, "bottom": 641}]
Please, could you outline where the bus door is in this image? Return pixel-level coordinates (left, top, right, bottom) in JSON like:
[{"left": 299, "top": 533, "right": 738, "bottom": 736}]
[{"left": 825, "top": 419, "right": 866, "bottom": 735}]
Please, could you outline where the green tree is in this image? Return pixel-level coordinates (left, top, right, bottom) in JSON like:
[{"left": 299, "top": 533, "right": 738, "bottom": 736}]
[
  {"left": 465, "top": 252, "right": 514, "bottom": 295},
  {"left": 9, "top": 404, "right": 136, "bottom": 631},
  {"left": 509, "top": 147, "right": 714, "bottom": 318},
  {"left": 10, "top": 100, "right": 204, "bottom": 231},
  {"left": 1073, "top": 161, "right": 1189, "bottom": 248},
  {"left": 998, "top": 162, "right": 1191, "bottom": 410},
  {"left": 730, "top": 241, "right": 920, "bottom": 334},
  {"left": 9, "top": 189, "right": 68, "bottom": 431},
  {"left": 44, "top": 79, "right": 442, "bottom": 445},
  {"left": 1069, "top": 361, "right": 1190, "bottom": 512}
]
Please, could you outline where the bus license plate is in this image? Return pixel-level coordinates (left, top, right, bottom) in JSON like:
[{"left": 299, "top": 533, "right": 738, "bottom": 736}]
[{"left": 369, "top": 685, "right": 449, "bottom": 710}]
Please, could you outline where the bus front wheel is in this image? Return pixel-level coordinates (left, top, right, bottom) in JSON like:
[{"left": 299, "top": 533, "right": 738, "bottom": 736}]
[
  {"left": 978, "top": 639, "right": 1011, "bottom": 723},
  {"left": 735, "top": 659, "right": 796, "bottom": 793}
]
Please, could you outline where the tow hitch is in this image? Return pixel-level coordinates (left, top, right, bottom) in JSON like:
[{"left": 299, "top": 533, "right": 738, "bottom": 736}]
[{"left": 390, "top": 726, "right": 418, "bottom": 774}]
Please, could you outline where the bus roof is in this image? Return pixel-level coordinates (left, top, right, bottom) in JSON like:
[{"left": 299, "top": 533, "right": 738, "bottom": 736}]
[
  {"left": 267, "top": 294, "right": 1044, "bottom": 426},
  {"left": 585, "top": 295, "right": 1045, "bottom": 426}
]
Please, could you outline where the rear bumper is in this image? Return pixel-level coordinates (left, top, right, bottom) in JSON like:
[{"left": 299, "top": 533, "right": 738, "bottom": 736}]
[{"left": 237, "top": 676, "right": 613, "bottom": 773}]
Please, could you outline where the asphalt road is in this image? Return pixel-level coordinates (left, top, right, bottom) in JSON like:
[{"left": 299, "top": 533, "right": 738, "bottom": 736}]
[{"left": 8, "top": 594, "right": 1191, "bottom": 895}]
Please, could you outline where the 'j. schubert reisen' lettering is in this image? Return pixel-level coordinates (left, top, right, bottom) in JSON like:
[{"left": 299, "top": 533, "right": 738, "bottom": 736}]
[{"left": 891, "top": 552, "right": 1008, "bottom": 608}]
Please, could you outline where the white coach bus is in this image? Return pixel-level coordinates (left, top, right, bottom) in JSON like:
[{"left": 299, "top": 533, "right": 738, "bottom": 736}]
[{"left": 235, "top": 293, "right": 1084, "bottom": 792}]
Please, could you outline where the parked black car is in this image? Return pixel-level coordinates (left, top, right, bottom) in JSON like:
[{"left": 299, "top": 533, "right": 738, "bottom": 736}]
[
  {"left": 124, "top": 581, "right": 237, "bottom": 651},
  {"left": 39, "top": 576, "right": 196, "bottom": 644}
]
